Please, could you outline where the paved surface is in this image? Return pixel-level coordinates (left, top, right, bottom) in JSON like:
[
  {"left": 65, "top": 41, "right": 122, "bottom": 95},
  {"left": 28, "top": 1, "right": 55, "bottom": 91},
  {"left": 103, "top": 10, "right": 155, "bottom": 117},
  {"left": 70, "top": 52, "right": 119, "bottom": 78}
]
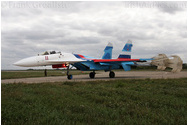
[{"left": 1, "top": 71, "right": 187, "bottom": 84}]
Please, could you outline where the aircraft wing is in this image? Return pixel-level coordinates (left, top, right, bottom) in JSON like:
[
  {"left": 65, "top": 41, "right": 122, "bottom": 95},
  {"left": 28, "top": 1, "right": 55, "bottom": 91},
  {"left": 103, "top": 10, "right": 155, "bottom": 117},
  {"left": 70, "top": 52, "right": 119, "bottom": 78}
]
[
  {"left": 93, "top": 58, "right": 153, "bottom": 63},
  {"left": 93, "top": 58, "right": 153, "bottom": 71},
  {"left": 47, "top": 59, "right": 85, "bottom": 64}
]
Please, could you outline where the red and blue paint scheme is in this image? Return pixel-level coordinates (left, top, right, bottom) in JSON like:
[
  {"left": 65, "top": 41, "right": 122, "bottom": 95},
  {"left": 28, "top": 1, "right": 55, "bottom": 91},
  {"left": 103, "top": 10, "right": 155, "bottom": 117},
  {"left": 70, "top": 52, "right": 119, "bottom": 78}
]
[
  {"left": 72, "top": 54, "right": 149, "bottom": 72},
  {"left": 72, "top": 40, "right": 152, "bottom": 72},
  {"left": 14, "top": 40, "right": 153, "bottom": 79}
]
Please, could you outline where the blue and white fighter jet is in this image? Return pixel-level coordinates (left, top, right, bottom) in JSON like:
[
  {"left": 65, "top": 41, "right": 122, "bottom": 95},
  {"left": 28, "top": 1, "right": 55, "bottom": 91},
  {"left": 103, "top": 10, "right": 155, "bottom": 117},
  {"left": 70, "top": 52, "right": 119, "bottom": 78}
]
[{"left": 14, "top": 40, "right": 183, "bottom": 79}]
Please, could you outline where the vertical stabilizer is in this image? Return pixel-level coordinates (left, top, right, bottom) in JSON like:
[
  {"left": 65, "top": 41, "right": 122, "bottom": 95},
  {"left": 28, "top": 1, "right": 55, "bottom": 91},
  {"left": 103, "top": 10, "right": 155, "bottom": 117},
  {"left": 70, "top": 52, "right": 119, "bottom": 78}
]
[
  {"left": 118, "top": 40, "right": 133, "bottom": 59},
  {"left": 102, "top": 42, "right": 113, "bottom": 59}
]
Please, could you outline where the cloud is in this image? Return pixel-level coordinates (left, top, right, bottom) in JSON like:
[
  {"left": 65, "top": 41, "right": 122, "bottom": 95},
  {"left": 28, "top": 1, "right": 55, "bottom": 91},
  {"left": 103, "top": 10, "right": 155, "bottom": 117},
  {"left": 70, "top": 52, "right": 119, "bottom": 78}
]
[
  {"left": 156, "top": 1, "right": 187, "bottom": 14},
  {"left": 1, "top": 1, "right": 187, "bottom": 70},
  {"left": 124, "top": 1, "right": 187, "bottom": 14}
]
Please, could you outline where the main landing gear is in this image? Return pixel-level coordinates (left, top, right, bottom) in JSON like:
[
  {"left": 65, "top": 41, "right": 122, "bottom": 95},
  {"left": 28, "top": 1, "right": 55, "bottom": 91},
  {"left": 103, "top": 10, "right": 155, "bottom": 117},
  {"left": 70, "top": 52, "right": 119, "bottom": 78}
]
[
  {"left": 67, "top": 65, "right": 73, "bottom": 80},
  {"left": 109, "top": 71, "right": 115, "bottom": 78},
  {"left": 89, "top": 71, "right": 115, "bottom": 79},
  {"left": 66, "top": 67, "right": 115, "bottom": 80},
  {"left": 89, "top": 71, "right": 96, "bottom": 79}
]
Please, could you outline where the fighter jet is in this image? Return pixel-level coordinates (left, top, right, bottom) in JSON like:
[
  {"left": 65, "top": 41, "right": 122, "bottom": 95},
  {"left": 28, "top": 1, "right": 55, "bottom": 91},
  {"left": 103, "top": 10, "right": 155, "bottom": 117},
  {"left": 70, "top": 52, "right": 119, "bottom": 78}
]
[{"left": 14, "top": 40, "right": 183, "bottom": 79}]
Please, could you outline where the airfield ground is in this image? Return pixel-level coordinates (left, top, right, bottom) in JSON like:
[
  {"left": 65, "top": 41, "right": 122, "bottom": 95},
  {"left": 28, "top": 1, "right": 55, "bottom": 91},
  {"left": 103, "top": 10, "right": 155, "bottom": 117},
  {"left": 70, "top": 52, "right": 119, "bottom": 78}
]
[
  {"left": 1, "top": 70, "right": 187, "bottom": 124},
  {"left": 1, "top": 71, "right": 187, "bottom": 84}
]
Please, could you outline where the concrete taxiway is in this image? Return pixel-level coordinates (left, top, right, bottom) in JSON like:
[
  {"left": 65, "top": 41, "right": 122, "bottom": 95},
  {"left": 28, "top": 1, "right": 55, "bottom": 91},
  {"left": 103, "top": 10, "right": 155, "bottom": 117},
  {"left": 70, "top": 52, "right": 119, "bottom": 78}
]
[{"left": 1, "top": 71, "right": 187, "bottom": 84}]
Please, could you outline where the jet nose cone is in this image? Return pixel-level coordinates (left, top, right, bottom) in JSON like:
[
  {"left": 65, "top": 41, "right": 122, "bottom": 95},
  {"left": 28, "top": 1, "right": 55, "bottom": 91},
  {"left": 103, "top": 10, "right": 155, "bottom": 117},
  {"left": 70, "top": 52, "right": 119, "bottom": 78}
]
[
  {"left": 13, "top": 56, "right": 38, "bottom": 67},
  {"left": 13, "top": 61, "right": 22, "bottom": 66},
  {"left": 13, "top": 59, "right": 30, "bottom": 67}
]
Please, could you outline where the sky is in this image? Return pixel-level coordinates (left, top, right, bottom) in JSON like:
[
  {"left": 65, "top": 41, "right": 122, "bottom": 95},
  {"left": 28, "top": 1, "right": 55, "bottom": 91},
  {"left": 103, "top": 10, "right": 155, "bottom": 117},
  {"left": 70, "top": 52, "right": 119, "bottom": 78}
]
[{"left": 1, "top": 1, "right": 187, "bottom": 70}]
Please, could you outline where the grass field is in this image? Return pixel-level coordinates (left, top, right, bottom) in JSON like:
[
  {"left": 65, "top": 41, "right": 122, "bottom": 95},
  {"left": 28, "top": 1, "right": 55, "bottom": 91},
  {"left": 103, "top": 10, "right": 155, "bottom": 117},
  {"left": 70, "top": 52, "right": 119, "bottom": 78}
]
[
  {"left": 1, "top": 70, "right": 90, "bottom": 79},
  {"left": 1, "top": 65, "right": 187, "bottom": 79},
  {"left": 1, "top": 78, "right": 187, "bottom": 125},
  {"left": 1, "top": 69, "right": 150, "bottom": 80}
]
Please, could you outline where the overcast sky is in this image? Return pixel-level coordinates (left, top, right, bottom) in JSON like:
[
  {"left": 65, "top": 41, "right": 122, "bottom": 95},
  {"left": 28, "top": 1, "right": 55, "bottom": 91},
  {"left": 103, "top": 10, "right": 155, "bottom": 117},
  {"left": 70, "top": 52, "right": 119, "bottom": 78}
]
[{"left": 1, "top": 1, "right": 187, "bottom": 70}]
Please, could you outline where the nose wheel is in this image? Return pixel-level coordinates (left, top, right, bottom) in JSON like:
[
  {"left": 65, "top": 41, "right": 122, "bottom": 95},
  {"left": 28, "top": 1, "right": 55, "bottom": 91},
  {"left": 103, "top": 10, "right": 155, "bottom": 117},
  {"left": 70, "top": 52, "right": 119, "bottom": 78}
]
[
  {"left": 67, "top": 75, "right": 73, "bottom": 80},
  {"left": 109, "top": 71, "right": 115, "bottom": 78},
  {"left": 89, "top": 71, "right": 96, "bottom": 79},
  {"left": 67, "top": 65, "right": 73, "bottom": 80}
]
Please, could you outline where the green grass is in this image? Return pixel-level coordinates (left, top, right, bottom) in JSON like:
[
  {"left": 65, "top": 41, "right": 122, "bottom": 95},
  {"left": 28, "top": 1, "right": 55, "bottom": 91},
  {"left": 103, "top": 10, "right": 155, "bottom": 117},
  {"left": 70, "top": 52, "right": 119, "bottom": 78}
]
[
  {"left": 2, "top": 65, "right": 187, "bottom": 79},
  {"left": 1, "top": 78, "right": 187, "bottom": 125},
  {"left": 1, "top": 70, "right": 90, "bottom": 79},
  {"left": 1, "top": 69, "right": 151, "bottom": 80}
]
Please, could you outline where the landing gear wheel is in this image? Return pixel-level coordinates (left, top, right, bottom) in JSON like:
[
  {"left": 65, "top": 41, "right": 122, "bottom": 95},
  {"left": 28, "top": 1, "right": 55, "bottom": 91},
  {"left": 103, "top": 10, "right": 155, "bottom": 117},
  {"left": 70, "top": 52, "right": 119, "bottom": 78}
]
[
  {"left": 109, "top": 71, "right": 115, "bottom": 78},
  {"left": 67, "top": 75, "right": 73, "bottom": 80},
  {"left": 66, "top": 64, "right": 73, "bottom": 80},
  {"left": 89, "top": 72, "right": 95, "bottom": 79}
]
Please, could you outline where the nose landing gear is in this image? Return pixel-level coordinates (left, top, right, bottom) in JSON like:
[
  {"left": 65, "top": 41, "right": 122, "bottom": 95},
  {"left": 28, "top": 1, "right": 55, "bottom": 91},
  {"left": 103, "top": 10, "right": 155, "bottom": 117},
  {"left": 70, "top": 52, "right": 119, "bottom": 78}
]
[
  {"left": 67, "top": 74, "right": 73, "bottom": 80},
  {"left": 67, "top": 65, "right": 73, "bottom": 80}
]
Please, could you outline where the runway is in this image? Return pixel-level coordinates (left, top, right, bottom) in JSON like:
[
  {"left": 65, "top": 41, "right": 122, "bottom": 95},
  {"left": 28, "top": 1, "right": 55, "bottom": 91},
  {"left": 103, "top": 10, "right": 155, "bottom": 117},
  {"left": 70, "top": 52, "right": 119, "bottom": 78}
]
[{"left": 1, "top": 71, "right": 187, "bottom": 84}]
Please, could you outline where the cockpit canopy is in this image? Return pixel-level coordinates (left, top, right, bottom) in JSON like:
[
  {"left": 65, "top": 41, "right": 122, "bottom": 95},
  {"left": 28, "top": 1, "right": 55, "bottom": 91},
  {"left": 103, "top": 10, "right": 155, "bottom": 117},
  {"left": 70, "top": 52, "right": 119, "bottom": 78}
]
[{"left": 40, "top": 51, "right": 61, "bottom": 55}]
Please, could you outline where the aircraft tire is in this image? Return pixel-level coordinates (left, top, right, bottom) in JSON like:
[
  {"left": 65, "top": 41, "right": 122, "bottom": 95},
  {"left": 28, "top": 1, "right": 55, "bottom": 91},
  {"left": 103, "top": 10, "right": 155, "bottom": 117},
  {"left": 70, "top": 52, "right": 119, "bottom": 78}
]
[
  {"left": 89, "top": 72, "right": 95, "bottom": 79},
  {"left": 67, "top": 75, "right": 73, "bottom": 80},
  {"left": 109, "top": 71, "right": 115, "bottom": 78}
]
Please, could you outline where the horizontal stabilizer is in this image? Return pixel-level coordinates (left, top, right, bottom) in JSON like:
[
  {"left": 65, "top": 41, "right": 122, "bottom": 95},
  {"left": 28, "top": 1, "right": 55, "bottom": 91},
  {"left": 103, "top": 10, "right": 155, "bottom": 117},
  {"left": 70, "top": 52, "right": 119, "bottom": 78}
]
[
  {"left": 151, "top": 54, "right": 183, "bottom": 72},
  {"left": 93, "top": 59, "right": 140, "bottom": 62}
]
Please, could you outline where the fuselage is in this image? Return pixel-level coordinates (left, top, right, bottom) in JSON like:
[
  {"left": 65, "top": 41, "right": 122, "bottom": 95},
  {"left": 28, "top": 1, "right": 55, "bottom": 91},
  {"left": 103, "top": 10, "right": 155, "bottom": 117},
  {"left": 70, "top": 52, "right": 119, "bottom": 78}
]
[
  {"left": 13, "top": 51, "right": 125, "bottom": 71},
  {"left": 13, "top": 41, "right": 181, "bottom": 80},
  {"left": 13, "top": 41, "right": 165, "bottom": 80},
  {"left": 14, "top": 52, "right": 85, "bottom": 67}
]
